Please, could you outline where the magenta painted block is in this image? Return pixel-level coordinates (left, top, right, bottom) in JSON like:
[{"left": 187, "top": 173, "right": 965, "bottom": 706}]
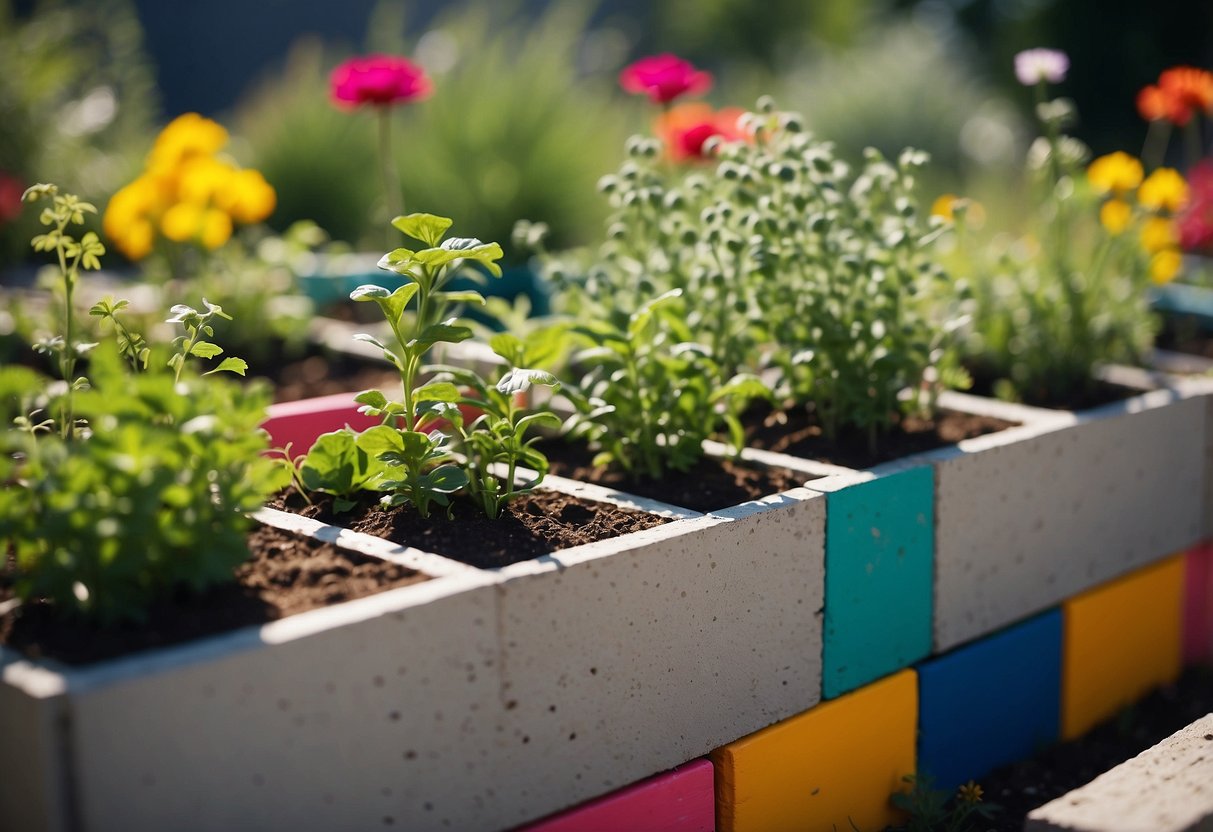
[
  {"left": 1183, "top": 543, "right": 1213, "bottom": 664},
  {"left": 517, "top": 759, "right": 714, "bottom": 832},
  {"left": 261, "top": 393, "right": 377, "bottom": 453}
]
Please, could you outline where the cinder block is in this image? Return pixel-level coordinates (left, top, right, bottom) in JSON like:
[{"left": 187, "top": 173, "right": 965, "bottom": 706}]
[
  {"left": 712, "top": 669, "right": 917, "bottom": 832},
  {"left": 492, "top": 489, "right": 825, "bottom": 828},
  {"left": 1026, "top": 713, "right": 1213, "bottom": 832},
  {"left": 261, "top": 393, "right": 379, "bottom": 452},
  {"left": 0, "top": 665, "right": 70, "bottom": 832},
  {"left": 917, "top": 610, "right": 1062, "bottom": 791},
  {"left": 936, "top": 391, "right": 1207, "bottom": 652},
  {"left": 1061, "top": 556, "right": 1185, "bottom": 740},
  {"left": 1183, "top": 543, "right": 1213, "bottom": 665},
  {"left": 518, "top": 759, "right": 714, "bottom": 832},
  {"left": 813, "top": 468, "right": 934, "bottom": 698}
]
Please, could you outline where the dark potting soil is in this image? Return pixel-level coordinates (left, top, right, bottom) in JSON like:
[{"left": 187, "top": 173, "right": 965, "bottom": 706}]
[
  {"left": 888, "top": 666, "right": 1213, "bottom": 832},
  {"left": 269, "top": 488, "right": 671, "bottom": 569},
  {"left": 741, "top": 405, "right": 1015, "bottom": 470},
  {"left": 1156, "top": 316, "right": 1213, "bottom": 360},
  {"left": 534, "top": 439, "right": 811, "bottom": 514},
  {"left": 256, "top": 350, "right": 401, "bottom": 403},
  {"left": 966, "top": 371, "right": 1143, "bottom": 412},
  {"left": 0, "top": 524, "right": 428, "bottom": 666}
]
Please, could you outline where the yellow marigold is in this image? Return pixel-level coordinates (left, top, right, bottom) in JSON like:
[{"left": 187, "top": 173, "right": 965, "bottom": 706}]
[
  {"left": 177, "top": 156, "right": 238, "bottom": 206},
  {"left": 160, "top": 202, "right": 205, "bottom": 243},
  {"left": 1087, "top": 151, "right": 1144, "bottom": 196},
  {"left": 147, "top": 113, "right": 228, "bottom": 174},
  {"left": 1150, "top": 249, "right": 1183, "bottom": 284},
  {"left": 1099, "top": 199, "right": 1132, "bottom": 234},
  {"left": 931, "top": 193, "right": 985, "bottom": 227},
  {"left": 1140, "top": 216, "right": 1177, "bottom": 253},
  {"left": 103, "top": 175, "right": 168, "bottom": 261},
  {"left": 199, "top": 208, "right": 233, "bottom": 250},
  {"left": 217, "top": 168, "right": 277, "bottom": 224},
  {"left": 1138, "top": 167, "right": 1188, "bottom": 213}
]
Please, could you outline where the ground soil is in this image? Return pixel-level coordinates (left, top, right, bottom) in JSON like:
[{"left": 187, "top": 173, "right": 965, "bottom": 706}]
[
  {"left": 0, "top": 524, "right": 428, "bottom": 666},
  {"left": 269, "top": 488, "right": 671, "bottom": 569},
  {"left": 536, "top": 439, "right": 811, "bottom": 514},
  {"left": 896, "top": 666, "right": 1213, "bottom": 832},
  {"left": 965, "top": 372, "right": 1143, "bottom": 412},
  {"left": 740, "top": 405, "right": 1015, "bottom": 470},
  {"left": 1156, "top": 316, "right": 1213, "bottom": 360},
  {"left": 249, "top": 347, "right": 401, "bottom": 403}
]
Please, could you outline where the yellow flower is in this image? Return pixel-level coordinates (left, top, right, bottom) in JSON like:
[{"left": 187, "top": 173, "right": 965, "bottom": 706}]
[
  {"left": 931, "top": 193, "right": 986, "bottom": 227},
  {"left": 103, "top": 175, "right": 169, "bottom": 261},
  {"left": 932, "top": 193, "right": 958, "bottom": 220},
  {"left": 1141, "top": 217, "right": 1177, "bottom": 253},
  {"left": 199, "top": 208, "right": 233, "bottom": 250},
  {"left": 147, "top": 113, "right": 229, "bottom": 175},
  {"left": 1099, "top": 199, "right": 1132, "bottom": 234},
  {"left": 160, "top": 202, "right": 204, "bottom": 243},
  {"left": 1138, "top": 168, "right": 1188, "bottom": 213},
  {"left": 217, "top": 169, "right": 277, "bottom": 224},
  {"left": 177, "top": 156, "right": 238, "bottom": 206},
  {"left": 957, "top": 781, "right": 984, "bottom": 804},
  {"left": 1150, "top": 249, "right": 1183, "bottom": 284},
  {"left": 1087, "top": 151, "right": 1144, "bottom": 196}
]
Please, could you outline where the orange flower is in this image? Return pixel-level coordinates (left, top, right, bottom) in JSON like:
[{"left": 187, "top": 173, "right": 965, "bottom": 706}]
[
  {"left": 1140, "top": 66, "right": 1213, "bottom": 126},
  {"left": 656, "top": 103, "right": 748, "bottom": 162}
]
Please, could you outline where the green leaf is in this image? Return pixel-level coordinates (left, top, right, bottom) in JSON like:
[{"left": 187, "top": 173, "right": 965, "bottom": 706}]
[
  {"left": 410, "top": 320, "right": 473, "bottom": 350},
  {"left": 488, "top": 332, "right": 524, "bottom": 365},
  {"left": 351, "top": 282, "right": 418, "bottom": 325},
  {"left": 627, "top": 288, "right": 683, "bottom": 340},
  {"left": 203, "top": 357, "right": 248, "bottom": 376},
  {"left": 420, "top": 465, "right": 469, "bottom": 494},
  {"left": 515, "top": 411, "right": 562, "bottom": 436},
  {"left": 189, "top": 342, "right": 224, "bottom": 359},
  {"left": 710, "top": 373, "right": 770, "bottom": 404},
  {"left": 496, "top": 368, "right": 560, "bottom": 395},
  {"left": 435, "top": 289, "right": 487, "bottom": 306},
  {"left": 300, "top": 429, "right": 366, "bottom": 495},
  {"left": 354, "top": 424, "right": 405, "bottom": 457},
  {"left": 414, "top": 382, "right": 461, "bottom": 403},
  {"left": 391, "top": 213, "right": 454, "bottom": 247},
  {"left": 411, "top": 239, "right": 504, "bottom": 277},
  {"left": 354, "top": 389, "right": 389, "bottom": 410}
]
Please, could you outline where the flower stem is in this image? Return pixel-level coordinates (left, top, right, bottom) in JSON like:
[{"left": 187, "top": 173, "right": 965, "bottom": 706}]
[{"left": 378, "top": 108, "right": 403, "bottom": 228}]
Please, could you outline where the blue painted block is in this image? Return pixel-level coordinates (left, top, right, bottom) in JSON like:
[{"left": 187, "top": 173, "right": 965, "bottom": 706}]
[
  {"left": 917, "top": 610, "right": 1062, "bottom": 791},
  {"left": 822, "top": 466, "right": 934, "bottom": 698}
]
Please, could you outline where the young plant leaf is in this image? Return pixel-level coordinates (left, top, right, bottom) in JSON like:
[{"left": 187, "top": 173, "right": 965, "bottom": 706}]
[
  {"left": 391, "top": 213, "right": 454, "bottom": 247},
  {"left": 203, "top": 357, "right": 248, "bottom": 376}
]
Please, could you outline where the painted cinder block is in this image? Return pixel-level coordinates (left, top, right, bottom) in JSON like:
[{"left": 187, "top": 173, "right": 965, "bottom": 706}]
[
  {"left": 1183, "top": 542, "right": 1213, "bottom": 665},
  {"left": 261, "top": 392, "right": 380, "bottom": 452},
  {"left": 712, "top": 669, "right": 917, "bottom": 832},
  {"left": 1061, "top": 556, "right": 1185, "bottom": 740},
  {"left": 491, "top": 488, "right": 826, "bottom": 829},
  {"left": 518, "top": 759, "right": 715, "bottom": 832},
  {"left": 917, "top": 610, "right": 1062, "bottom": 791},
  {"left": 812, "top": 467, "right": 934, "bottom": 698},
  {"left": 935, "top": 389, "right": 1208, "bottom": 652}
]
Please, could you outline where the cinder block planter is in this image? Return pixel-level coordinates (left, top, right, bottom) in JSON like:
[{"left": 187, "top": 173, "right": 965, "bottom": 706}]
[
  {"left": 934, "top": 385, "right": 1210, "bottom": 652},
  {"left": 917, "top": 610, "right": 1062, "bottom": 791},
  {"left": 711, "top": 668, "right": 917, "bottom": 832},
  {"left": 1, "top": 401, "right": 828, "bottom": 832},
  {"left": 518, "top": 759, "right": 714, "bottom": 832},
  {"left": 1061, "top": 555, "right": 1185, "bottom": 740}
]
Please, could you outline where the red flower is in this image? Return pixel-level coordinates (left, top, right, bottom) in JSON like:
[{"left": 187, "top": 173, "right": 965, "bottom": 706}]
[
  {"left": 0, "top": 171, "right": 23, "bottom": 226},
  {"left": 1177, "top": 161, "right": 1213, "bottom": 254},
  {"left": 330, "top": 54, "right": 432, "bottom": 108},
  {"left": 656, "top": 103, "right": 747, "bottom": 162},
  {"left": 619, "top": 54, "right": 712, "bottom": 105},
  {"left": 1137, "top": 66, "right": 1213, "bottom": 126}
]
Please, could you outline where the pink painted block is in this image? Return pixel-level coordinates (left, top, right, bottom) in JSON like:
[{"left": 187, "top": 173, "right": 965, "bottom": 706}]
[
  {"left": 1183, "top": 542, "right": 1213, "bottom": 664},
  {"left": 261, "top": 393, "right": 378, "bottom": 453},
  {"left": 517, "top": 759, "right": 715, "bottom": 832}
]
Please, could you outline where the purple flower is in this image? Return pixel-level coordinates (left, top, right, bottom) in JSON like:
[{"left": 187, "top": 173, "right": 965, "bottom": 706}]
[{"left": 1014, "top": 49, "right": 1069, "bottom": 86}]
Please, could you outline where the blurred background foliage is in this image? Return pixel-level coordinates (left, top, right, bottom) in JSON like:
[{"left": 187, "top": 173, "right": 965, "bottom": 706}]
[{"left": 0, "top": 0, "right": 1210, "bottom": 271}]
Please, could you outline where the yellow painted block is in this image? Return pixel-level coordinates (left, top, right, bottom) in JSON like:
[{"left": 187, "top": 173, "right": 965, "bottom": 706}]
[
  {"left": 712, "top": 669, "right": 916, "bottom": 832},
  {"left": 1061, "top": 555, "right": 1184, "bottom": 740}
]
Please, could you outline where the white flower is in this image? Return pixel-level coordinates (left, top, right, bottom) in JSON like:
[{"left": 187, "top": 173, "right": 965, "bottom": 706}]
[{"left": 1014, "top": 48, "right": 1069, "bottom": 86}]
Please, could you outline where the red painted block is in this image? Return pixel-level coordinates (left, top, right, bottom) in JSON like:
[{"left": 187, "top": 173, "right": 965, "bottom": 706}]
[
  {"left": 261, "top": 393, "right": 377, "bottom": 453},
  {"left": 1184, "top": 543, "right": 1213, "bottom": 665},
  {"left": 517, "top": 759, "right": 714, "bottom": 832}
]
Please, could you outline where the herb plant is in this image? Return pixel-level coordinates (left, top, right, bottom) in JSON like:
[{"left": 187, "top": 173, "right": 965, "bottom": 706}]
[
  {"left": 889, "top": 774, "right": 1000, "bottom": 832},
  {"left": 1, "top": 184, "right": 282, "bottom": 624},
  {"left": 322, "top": 213, "right": 560, "bottom": 518}
]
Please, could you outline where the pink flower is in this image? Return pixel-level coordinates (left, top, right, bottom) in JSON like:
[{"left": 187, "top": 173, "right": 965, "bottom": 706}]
[
  {"left": 1178, "top": 161, "right": 1213, "bottom": 254},
  {"left": 330, "top": 54, "right": 432, "bottom": 108},
  {"left": 657, "top": 104, "right": 747, "bottom": 162},
  {"left": 1014, "top": 48, "right": 1069, "bottom": 86},
  {"left": 619, "top": 54, "right": 712, "bottom": 105}
]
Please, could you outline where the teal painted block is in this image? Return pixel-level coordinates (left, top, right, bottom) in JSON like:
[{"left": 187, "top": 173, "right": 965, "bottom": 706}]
[{"left": 822, "top": 466, "right": 934, "bottom": 698}]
